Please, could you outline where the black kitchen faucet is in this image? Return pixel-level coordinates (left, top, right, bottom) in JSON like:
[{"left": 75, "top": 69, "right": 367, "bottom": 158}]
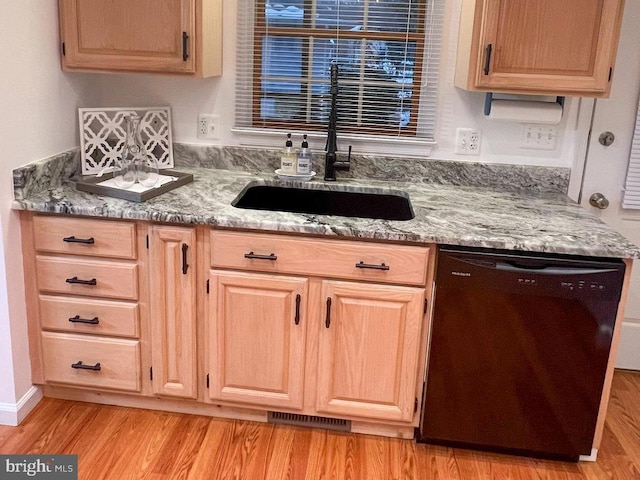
[{"left": 324, "top": 63, "right": 351, "bottom": 181}]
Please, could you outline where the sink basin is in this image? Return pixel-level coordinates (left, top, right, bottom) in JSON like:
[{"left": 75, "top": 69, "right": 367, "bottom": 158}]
[{"left": 232, "top": 183, "right": 414, "bottom": 221}]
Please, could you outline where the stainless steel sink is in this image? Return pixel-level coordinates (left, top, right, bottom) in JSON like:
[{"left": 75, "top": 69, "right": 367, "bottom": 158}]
[{"left": 232, "top": 182, "right": 414, "bottom": 221}]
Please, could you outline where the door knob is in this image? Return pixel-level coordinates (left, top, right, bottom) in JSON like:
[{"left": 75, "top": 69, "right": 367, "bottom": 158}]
[{"left": 589, "top": 193, "right": 610, "bottom": 209}]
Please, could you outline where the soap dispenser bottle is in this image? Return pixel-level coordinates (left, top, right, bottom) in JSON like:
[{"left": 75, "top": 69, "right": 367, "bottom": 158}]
[
  {"left": 280, "top": 133, "right": 296, "bottom": 174},
  {"left": 296, "top": 134, "right": 312, "bottom": 175}
]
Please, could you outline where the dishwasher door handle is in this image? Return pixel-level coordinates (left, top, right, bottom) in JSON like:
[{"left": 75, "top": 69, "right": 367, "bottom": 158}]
[{"left": 495, "top": 261, "right": 618, "bottom": 276}]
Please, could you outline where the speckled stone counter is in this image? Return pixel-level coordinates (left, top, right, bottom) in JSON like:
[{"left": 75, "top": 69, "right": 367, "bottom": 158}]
[{"left": 11, "top": 147, "right": 639, "bottom": 259}]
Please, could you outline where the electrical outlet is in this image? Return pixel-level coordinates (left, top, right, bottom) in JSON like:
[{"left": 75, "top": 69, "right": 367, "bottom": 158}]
[
  {"left": 522, "top": 125, "right": 558, "bottom": 150},
  {"left": 197, "top": 114, "right": 220, "bottom": 140},
  {"left": 455, "top": 128, "right": 481, "bottom": 155}
]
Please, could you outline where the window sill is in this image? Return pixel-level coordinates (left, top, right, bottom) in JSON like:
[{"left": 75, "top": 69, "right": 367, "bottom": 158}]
[{"left": 231, "top": 127, "right": 435, "bottom": 158}]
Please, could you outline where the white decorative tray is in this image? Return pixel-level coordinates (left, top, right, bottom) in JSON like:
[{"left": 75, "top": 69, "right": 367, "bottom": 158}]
[{"left": 78, "top": 106, "right": 174, "bottom": 175}]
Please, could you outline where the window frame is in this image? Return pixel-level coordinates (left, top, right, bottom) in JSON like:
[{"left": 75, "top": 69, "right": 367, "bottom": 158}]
[
  {"left": 234, "top": 0, "right": 444, "bottom": 152},
  {"left": 251, "top": 0, "right": 429, "bottom": 136}
]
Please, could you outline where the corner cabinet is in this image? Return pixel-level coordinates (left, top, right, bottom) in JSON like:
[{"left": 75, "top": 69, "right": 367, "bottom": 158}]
[
  {"left": 455, "top": 0, "right": 625, "bottom": 97},
  {"left": 58, "top": 0, "right": 222, "bottom": 77}
]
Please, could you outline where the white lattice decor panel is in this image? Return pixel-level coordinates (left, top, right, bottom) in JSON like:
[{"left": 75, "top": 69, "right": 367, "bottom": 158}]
[{"left": 79, "top": 107, "right": 174, "bottom": 175}]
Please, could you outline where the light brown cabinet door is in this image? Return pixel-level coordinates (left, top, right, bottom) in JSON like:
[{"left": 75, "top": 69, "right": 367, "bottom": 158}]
[
  {"left": 208, "top": 271, "right": 308, "bottom": 410},
  {"left": 316, "top": 280, "right": 424, "bottom": 422},
  {"left": 59, "top": 0, "right": 196, "bottom": 73},
  {"left": 149, "top": 225, "right": 197, "bottom": 399},
  {"left": 457, "top": 0, "right": 624, "bottom": 96}
]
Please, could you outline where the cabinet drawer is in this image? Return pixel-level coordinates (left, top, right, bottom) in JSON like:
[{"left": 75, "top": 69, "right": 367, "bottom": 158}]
[
  {"left": 36, "top": 256, "right": 138, "bottom": 300},
  {"left": 32, "top": 216, "right": 136, "bottom": 259},
  {"left": 39, "top": 295, "right": 138, "bottom": 338},
  {"left": 211, "top": 231, "right": 429, "bottom": 286},
  {"left": 41, "top": 332, "right": 140, "bottom": 392}
]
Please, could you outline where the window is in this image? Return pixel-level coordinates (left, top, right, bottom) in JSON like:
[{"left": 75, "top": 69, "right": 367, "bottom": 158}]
[
  {"left": 622, "top": 95, "right": 640, "bottom": 209},
  {"left": 236, "top": 0, "right": 444, "bottom": 141}
]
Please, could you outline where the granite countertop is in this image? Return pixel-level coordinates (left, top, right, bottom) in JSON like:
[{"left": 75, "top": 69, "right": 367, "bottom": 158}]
[{"left": 12, "top": 155, "right": 640, "bottom": 259}]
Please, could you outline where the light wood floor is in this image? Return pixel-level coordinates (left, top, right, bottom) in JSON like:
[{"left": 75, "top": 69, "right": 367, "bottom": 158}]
[{"left": 1, "top": 370, "right": 639, "bottom": 480}]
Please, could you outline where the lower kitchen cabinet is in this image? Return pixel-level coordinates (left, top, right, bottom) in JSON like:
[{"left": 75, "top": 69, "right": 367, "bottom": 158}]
[
  {"left": 204, "top": 229, "right": 430, "bottom": 424},
  {"left": 316, "top": 280, "right": 425, "bottom": 422},
  {"left": 207, "top": 270, "right": 308, "bottom": 410},
  {"left": 205, "top": 272, "right": 426, "bottom": 424},
  {"left": 21, "top": 214, "right": 432, "bottom": 437},
  {"left": 149, "top": 225, "right": 197, "bottom": 399},
  {"left": 21, "top": 213, "right": 143, "bottom": 389}
]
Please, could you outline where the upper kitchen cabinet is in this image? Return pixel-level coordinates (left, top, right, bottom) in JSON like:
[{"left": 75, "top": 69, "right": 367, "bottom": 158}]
[
  {"left": 455, "top": 0, "right": 624, "bottom": 97},
  {"left": 58, "top": 0, "right": 222, "bottom": 77}
]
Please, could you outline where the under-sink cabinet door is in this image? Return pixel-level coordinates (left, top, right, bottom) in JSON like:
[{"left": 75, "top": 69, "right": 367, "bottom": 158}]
[
  {"left": 207, "top": 271, "right": 308, "bottom": 410},
  {"left": 317, "top": 280, "right": 425, "bottom": 422},
  {"left": 149, "top": 225, "right": 197, "bottom": 399}
]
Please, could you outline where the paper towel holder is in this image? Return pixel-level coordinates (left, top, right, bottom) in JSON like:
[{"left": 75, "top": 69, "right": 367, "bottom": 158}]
[{"left": 483, "top": 92, "right": 565, "bottom": 116}]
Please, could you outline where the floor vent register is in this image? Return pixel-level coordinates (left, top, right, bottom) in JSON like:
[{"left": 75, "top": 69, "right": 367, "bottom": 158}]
[{"left": 267, "top": 412, "right": 351, "bottom": 432}]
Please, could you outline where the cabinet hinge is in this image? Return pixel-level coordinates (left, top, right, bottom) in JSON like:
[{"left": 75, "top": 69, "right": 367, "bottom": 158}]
[
  {"left": 206, "top": 279, "right": 210, "bottom": 294},
  {"left": 414, "top": 397, "right": 419, "bottom": 414},
  {"left": 146, "top": 234, "right": 149, "bottom": 249},
  {"left": 609, "top": 67, "right": 613, "bottom": 82},
  {"left": 61, "top": 42, "right": 65, "bottom": 56},
  {"left": 206, "top": 373, "right": 210, "bottom": 389},
  {"left": 149, "top": 367, "right": 153, "bottom": 381},
  {"left": 424, "top": 298, "right": 428, "bottom": 314}
]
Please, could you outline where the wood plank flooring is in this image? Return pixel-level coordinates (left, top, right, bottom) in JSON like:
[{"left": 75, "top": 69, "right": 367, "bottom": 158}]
[{"left": 1, "top": 370, "right": 639, "bottom": 479}]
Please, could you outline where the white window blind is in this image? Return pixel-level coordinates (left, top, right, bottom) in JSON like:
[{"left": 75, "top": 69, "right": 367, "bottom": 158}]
[
  {"left": 235, "top": 0, "right": 444, "bottom": 140},
  {"left": 622, "top": 96, "right": 640, "bottom": 209}
]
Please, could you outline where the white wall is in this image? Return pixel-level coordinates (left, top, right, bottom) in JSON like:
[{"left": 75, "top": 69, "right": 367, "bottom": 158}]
[
  {"left": 89, "top": 0, "right": 592, "bottom": 179},
  {"left": 0, "top": 1, "right": 98, "bottom": 424}
]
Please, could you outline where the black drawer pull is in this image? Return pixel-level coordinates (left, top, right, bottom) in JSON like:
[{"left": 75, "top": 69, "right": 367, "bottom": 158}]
[
  {"left": 484, "top": 43, "right": 492, "bottom": 75},
  {"left": 325, "top": 297, "right": 332, "bottom": 328},
  {"left": 71, "top": 361, "right": 101, "bottom": 371},
  {"left": 182, "top": 243, "right": 189, "bottom": 275},
  {"left": 295, "top": 294, "right": 301, "bottom": 325},
  {"left": 68, "top": 315, "right": 99, "bottom": 325},
  {"left": 244, "top": 252, "right": 278, "bottom": 261},
  {"left": 182, "top": 31, "right": 189, "bottom": 61},
  {"left": 63, "top": 236, "right": 95, "bottom": 245},
  {"left": 65, "top": 276, "right": 97, "bottom": 286},
  {"left": 355, "top": 261, "right": 390, "bottom": 271}
]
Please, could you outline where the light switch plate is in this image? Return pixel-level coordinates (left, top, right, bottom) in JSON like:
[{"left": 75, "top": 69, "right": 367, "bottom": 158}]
[{"left": 522, "top": 125, "right": 558, "bottom": 150}]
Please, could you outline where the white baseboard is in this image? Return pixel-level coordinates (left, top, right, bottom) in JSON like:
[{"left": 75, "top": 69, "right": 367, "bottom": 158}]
[
  {"left": 615, "top": 321, "right": 640, "bottom": 371},
  {"left": 0, "top": 386, "right": 42, "bottom": 426},
  {"left": 579, "top": 448, "right": 598, "bottom": 462}
]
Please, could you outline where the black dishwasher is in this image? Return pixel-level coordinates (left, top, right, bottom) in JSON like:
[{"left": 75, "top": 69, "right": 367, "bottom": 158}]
[{"left": 418, "top": 246, "right": 626, "bottom": 461}]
